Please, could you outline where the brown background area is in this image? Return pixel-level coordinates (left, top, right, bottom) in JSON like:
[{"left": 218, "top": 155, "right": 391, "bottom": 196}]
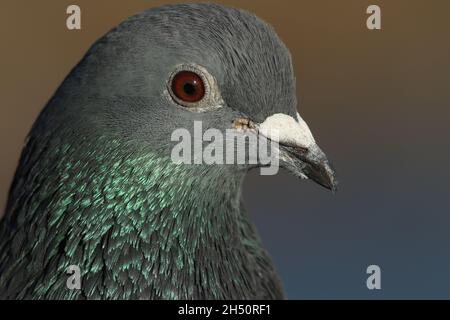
[{"left": 1, "top": 1, "right": 450, "bottom": 298}]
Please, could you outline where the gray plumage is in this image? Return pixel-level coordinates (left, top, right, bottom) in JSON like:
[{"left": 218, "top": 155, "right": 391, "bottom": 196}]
[{"left": 0, "top": 3, "right": 336, "bottom": 299}]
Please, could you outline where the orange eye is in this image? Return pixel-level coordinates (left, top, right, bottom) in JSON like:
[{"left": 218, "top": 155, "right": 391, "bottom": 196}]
[{"left": 171, "top": 71, "right": 205, "bottom": 103}]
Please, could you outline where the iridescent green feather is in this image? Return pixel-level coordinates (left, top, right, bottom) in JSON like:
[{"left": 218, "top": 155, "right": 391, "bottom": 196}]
[{"left": 0, "top": 135, "right": 283, "bottom": 299}]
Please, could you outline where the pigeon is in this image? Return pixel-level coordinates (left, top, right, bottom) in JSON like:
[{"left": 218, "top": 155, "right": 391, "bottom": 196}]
[{"left": 0, "top": 3, "right": 336, "bottom": 299}]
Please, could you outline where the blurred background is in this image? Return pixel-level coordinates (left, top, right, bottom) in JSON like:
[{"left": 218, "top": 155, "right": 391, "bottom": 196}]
[{"left": 1, "top": 0, "right": 449, "bottom": 299}]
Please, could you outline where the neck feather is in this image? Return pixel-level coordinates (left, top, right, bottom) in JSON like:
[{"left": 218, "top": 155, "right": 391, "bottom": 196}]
[{"left": 1, "top": 136, "right": 275, "bottom": 299}]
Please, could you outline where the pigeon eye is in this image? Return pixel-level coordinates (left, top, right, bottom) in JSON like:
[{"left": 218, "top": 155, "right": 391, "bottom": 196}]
[
  {"left": 167, "top": 64, "right": 223, "bottom": 112},
  {"left": 171, "top": 71, "right": 205, "bottom": 104}
]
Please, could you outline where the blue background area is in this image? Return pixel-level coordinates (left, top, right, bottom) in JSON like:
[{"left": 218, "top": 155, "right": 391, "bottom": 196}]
[{"left": 245, "top": 166, "right": 450, "bottom": 299}]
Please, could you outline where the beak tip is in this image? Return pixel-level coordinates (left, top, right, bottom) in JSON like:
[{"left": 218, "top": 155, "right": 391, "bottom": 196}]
[
  {"left": 311, "top": 161, "right": 337, "bottom": 193},
  {"left": 320, "top": 171, "right": 338, "bottom": 193},
  {"left": 330, "top": 179, "right": 338, "bottom": 194},
  {"left": 281, "top": 142, "right": 338, "bottom": 193},
  {"left": 326, "top": 166, "right": 338, "bottom": 193}
]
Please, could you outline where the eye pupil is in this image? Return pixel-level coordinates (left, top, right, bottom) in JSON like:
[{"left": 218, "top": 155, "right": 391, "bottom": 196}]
[
  {"left": 171, "top": 71, "right": 205, "bottom": 104},
  {"left": 183, "top": 82, "right": 196, "bottom": 95}
]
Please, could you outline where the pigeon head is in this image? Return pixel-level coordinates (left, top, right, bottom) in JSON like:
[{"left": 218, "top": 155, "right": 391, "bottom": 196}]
[
  {"left": 49, "top": 3, "right": 336, "bottom": 190},
  {"left": 0, "top": 3, "right": 337, "bottom": 299}
]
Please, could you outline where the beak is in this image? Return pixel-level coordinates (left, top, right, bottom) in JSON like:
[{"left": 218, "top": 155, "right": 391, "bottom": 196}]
[
  {"left": 281, "top": 143, "right": 338, "bottom": 192},
  {"left": 258, "top": 112, "right": 337, "bottom": 192}
]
